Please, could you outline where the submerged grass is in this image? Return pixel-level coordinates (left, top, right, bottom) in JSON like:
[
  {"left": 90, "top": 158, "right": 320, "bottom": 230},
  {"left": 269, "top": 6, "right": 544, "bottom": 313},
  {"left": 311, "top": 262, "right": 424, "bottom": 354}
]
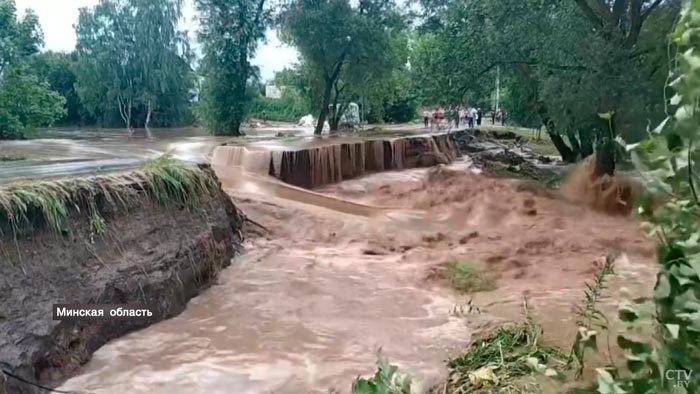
[
  {"left": 0, "top": 154, "right": 220, "bottom": 237},
  {"left": 0, "top": 154, "right": 26, "bottom": 162},
  {"left": 445, "top": 258, "right": 497, "bottom": 293}
]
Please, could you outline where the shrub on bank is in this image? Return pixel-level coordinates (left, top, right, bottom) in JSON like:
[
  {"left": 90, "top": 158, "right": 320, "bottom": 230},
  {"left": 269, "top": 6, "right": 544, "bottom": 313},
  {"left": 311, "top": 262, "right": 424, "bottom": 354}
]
[{"left": 249, "top": 94, "right": 310, "bottom": 123}]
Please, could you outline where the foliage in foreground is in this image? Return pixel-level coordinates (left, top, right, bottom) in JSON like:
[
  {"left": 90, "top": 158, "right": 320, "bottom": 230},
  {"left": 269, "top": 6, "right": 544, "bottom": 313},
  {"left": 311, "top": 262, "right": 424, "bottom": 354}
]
[
  {"left": 352, "top": 355, "right": 412, "bottom": 394},
  {"left": 443, "top": 300, "right": 566, "bottom": 394},
  {"left": 603, "top": 1, "right": 700, "bottom": 392},
  {"left": 349, "top": 298, "right": 569, "bottom": 394},
  {"left": 0, "top": 155, "right": 219, "bottom": 237}
]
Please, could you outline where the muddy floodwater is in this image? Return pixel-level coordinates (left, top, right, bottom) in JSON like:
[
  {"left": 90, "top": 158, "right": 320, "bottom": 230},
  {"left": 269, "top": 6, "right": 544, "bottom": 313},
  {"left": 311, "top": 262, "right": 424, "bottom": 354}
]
[
  {"left": 57, "top": 158, "right": 656, "bottom": 393},
  {"left": 2, "top": 126, "right": 657, "bottom": 393}
]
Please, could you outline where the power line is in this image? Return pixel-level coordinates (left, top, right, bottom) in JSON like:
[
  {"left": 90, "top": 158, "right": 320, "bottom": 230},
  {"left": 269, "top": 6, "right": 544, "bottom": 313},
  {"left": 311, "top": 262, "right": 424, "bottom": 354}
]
[{"left": 2, "top": 369, "right": 81, "bottom": 394}]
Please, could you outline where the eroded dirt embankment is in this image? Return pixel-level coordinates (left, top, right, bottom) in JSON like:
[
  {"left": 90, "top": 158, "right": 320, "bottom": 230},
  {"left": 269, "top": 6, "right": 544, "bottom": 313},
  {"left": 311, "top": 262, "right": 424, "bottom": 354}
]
[{"left": 0, "top": 165, "right": 244, "bottom": 394}]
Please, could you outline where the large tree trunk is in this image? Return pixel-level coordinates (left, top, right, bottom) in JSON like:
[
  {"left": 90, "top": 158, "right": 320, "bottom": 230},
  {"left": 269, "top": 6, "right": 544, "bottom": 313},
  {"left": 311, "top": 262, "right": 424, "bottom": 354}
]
[
  {"left": 329, "top": 110, "right": 340, "bottom": 131},
  {"left": 118, "top": 96, "right": 134, "bottom": 138},
  {"left": 537, "top": 105, "right": 577, "bottom": 163},
  {"left": 578, "top": 128, "right": 594, "bottom": 158},
  {"left": 315, "top": 80, "right": 333, "bottom": 135},
  {"left": 566, "top": 129, "right": 581, "bottom": 160},
  {"left": 595, "top": 137, "right": 616, "bottom": 176},
  {"left": 593, "top": 114, "right": 617, "bottom": 176},
  {"left": 145, "top": 100, "right": 154, "bottom": 139}
]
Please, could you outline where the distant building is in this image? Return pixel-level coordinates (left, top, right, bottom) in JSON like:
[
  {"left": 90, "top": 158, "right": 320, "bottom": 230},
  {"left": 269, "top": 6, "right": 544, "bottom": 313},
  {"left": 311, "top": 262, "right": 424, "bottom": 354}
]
[{"left": 265, "top": 84, "right": 282, "bottom": 99}]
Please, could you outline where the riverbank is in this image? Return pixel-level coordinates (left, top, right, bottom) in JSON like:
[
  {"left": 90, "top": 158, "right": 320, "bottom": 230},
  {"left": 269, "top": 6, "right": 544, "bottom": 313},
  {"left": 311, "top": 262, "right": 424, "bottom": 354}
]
[{"left": 0, "top": 158, "right": 245, "bottom": 394}]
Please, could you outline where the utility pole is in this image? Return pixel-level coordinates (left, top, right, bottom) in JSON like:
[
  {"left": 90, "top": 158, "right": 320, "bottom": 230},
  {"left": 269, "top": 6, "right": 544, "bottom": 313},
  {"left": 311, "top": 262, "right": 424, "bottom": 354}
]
[{"left": 495, "top": 65, "right": 500, "bottom": 111}]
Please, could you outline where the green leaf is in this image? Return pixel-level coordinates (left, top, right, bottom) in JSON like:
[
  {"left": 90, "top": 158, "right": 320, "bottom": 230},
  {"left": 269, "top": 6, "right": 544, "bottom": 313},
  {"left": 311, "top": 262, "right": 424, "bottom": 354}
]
[
  {"left": 598, "top": 112, "right": 612, "bottom": 120},
  {"left": 596, "top": 368, "right": 626, "bottom": 394},
  {"left": 686, "top": 255, "right": 700, "bottom": 279},
  {"left": 544, "top": 368, "right": 558, "bottom": 377},
  {"left": 526, "top": 357, "right": 546, "bottom": 372},
  {"left": 618, "top": 305, "right": 640, "bottom": 322},
  {"left": 654, "top": 275, "right": 672, "bottom": 300},
  {"left": 653, "top": 117, "right": 671, "bottom": 134},
  {"left": 666, "top": 324, "right": 680, "bottom": 339},
  {"left": 617, "top": 335, "right": 652, "bottom": 355},
  {"left": 677, "top": 233, "right": 700, "bottom": 248},
  {"left": 625, "top": 354, "right": 647, "bottom": 373}
]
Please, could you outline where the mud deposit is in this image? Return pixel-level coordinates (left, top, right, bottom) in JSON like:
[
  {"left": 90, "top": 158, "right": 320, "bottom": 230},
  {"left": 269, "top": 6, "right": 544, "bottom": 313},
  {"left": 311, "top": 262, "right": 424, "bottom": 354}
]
[
  {"left": 0, "top": 167, "right": 245, "bottom": 394},
  {"left": 57, "top": 158, "right": 657, "bottom": 393}
]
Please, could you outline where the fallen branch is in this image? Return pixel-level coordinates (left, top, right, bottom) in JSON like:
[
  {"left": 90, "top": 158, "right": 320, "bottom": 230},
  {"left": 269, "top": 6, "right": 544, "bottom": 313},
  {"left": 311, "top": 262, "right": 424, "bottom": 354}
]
[{"left": 245, "top": 217, "right": 271, "bottom": 233}]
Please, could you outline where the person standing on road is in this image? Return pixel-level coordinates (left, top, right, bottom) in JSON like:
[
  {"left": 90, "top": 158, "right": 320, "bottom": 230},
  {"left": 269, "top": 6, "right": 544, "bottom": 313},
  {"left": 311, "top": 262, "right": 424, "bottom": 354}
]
[
  {"left": 477, "top": 108, "right": 483, "bottom": 126},
  {"left": 501, "top": 108, "right": 507, "bottom": 126},
  {"left": 469, "top": 107, "right": 478, "bottom": 129},
  {"left": 423, "top": 110, "right": 430, "bottom": 128}
]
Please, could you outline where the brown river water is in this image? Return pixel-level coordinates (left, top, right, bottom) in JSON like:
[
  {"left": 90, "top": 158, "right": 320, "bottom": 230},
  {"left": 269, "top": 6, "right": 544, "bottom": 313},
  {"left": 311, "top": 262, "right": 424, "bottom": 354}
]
[{"left": 2, "top": 127, "right": 658, "bottom": 393}]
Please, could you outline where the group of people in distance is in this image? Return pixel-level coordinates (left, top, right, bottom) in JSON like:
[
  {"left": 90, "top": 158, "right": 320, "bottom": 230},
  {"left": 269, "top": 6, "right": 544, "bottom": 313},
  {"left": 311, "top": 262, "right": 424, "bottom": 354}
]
[{"left": 422, "top": 106, "right": 508, "bottom": 132}]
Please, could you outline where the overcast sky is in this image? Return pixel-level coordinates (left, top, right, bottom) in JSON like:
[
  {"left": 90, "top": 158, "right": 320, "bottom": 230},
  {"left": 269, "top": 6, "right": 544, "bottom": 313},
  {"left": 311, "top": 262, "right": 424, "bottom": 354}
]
[{"left": 15, "top": 0, "right": 299, "bottom": 81}]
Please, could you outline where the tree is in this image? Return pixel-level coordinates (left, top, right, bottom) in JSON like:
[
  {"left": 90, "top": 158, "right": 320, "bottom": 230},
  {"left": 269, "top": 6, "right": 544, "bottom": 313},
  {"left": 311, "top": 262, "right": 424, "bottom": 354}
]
[
  {"left": 411, "top": 0, "right": 678, "bottom": 172},
  {"left": 74, "top": 0, "right": 194, "bottom": 137},
  {"left": 0, "top": 0, "right": 42, "bottom": 75},
  {"left": 0, "top": 65, "right": 66, "bottom": 139},
  {"left": 195, "top": 0, "right": 269, "bottom": 136},
  {"left": 280, "top": 0, "right": 405, "bottom": 134},
  {"left": 0, "top": 0, "right": 65, "bottom": 139},
  {"left": 27, "top": 51, "right": 90, "bottom": 126}
]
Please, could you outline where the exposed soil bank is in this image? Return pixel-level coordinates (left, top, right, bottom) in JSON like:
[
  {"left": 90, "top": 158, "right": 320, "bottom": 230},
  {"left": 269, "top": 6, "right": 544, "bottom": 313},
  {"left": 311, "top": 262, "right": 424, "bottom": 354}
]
[{"left": 0, "top": 165, "right": 245, "bottom": 394}]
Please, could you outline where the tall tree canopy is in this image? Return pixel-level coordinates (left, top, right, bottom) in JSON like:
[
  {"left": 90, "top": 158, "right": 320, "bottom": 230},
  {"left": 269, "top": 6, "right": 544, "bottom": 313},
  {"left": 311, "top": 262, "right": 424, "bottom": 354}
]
[
  {"left": 411, "top": 0, "right": 679, "bottom": 173},
  {"left": 74, "top": 0, "right": 194, "bottom": 136},
  {"left": 27, "top": 51, "right": 90, "bottom": 126},
  {"left": 280, "top": 0, "right": 407, "bottom": 134},
  {"left": 0, "top": 0, "right": 65, "bottom": 139},
  {"left": 195, "top": 0, "right": 269, "bottom": 136}
]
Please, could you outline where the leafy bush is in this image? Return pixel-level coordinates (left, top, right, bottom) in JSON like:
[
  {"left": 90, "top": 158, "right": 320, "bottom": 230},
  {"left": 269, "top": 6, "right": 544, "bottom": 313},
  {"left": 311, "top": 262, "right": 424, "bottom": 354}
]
[
  {"left": 249, "top": 93, "right": 311, "bottom": 123},
  {"left": 0, "top": 65, "right": 66, "bottom": 140},
  {"left": 352, "top": 355, "right": 412, "bottom": 394}
]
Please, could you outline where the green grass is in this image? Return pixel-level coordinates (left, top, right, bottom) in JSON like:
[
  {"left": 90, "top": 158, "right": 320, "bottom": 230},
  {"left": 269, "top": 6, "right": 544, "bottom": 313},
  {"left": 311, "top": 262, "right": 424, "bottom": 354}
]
[
  {"left": 0, "top": 154, "right": 220, "bottom": 237},
  {"left": 445, "top": 258, "right": 497, "bottom": 293},
  {"left": 0, "top": 154, "right": 26, "bottom": 162}
]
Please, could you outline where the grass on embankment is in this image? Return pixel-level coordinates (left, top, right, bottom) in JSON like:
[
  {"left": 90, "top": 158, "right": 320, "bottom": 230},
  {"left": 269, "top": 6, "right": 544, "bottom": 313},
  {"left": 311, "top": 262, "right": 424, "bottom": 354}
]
[
  {"left": 478, "top": 124, "right": 560, "bottom": 157},
  {"left": 0, "top": 154, "right": 220, "bottom": 237}
]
